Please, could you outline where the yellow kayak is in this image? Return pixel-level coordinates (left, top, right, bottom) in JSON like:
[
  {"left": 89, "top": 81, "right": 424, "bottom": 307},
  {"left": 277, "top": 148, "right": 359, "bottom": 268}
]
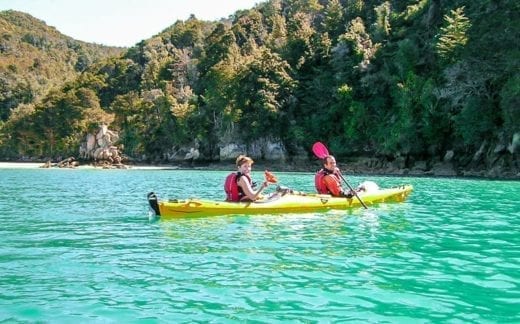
[{"left": 147, "top": 185, "right": 413, "bottom": 218}]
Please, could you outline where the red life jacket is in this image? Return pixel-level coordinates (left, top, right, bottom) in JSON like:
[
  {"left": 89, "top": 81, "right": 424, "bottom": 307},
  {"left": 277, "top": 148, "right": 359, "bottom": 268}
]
[
  {"left": 314, "top": 169, "right": 329, "bottom": 194},
  {"left": 316, "top": 169, "right": 345, "bottom": 196},
  {"left": 224, "top": 172, "right": 252, "bottom": 202}
]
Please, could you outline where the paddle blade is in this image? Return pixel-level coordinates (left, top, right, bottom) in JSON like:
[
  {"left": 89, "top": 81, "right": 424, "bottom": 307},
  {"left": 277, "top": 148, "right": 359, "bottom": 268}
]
[
  {"left": 264, "top": 170, "right": 278, "bottom": 183},
  {"left": 312, "top": 142, "right": 329, "bottom": 159}
]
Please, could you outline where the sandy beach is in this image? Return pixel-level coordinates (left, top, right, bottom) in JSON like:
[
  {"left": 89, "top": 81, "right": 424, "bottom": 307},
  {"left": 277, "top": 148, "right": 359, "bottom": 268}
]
[
  {"left": 0, "top": 162, "right": 180, "bottom": 170},
  {"left": 0, "top": 162, "right": 45, "bottom": 169}
]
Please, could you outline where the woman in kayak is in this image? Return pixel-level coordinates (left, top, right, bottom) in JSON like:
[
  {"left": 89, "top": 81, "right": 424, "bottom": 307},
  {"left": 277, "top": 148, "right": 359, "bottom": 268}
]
[
  {"left": 315, "top": 155, "right": 353, "bottom": 198},
  {"left": 224, "top": 155, "right": 270, "bottom": 202}
]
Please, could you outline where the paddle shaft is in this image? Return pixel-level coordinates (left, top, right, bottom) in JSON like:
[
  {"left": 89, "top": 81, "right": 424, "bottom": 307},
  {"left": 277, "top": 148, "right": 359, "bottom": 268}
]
[{"left": 337, "top": 171, "right": 368, "bottom": 209}]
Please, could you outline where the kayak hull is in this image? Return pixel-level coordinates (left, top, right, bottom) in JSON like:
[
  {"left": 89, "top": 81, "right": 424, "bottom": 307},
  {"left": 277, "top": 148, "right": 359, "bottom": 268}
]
[{"left": 148, "top": 185, "right": 413, "bottom": 218}]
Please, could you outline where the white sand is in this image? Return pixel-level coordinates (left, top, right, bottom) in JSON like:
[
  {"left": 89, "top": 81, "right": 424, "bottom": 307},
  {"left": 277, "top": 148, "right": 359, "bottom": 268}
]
[
  {"left": 0, "top": 162, "right": 180, "bottom": 170},
  {"left": 0, "top": 162, "right": 45, "bottom": 169}
]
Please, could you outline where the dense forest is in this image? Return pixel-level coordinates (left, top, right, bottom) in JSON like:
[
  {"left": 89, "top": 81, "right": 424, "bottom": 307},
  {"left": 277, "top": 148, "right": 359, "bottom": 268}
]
[
  {"left": 0, "top": 0, "right": 518, "bottom": 177},
  {"left": 0, "top": 11, "right": 123, "bottom": 120}
]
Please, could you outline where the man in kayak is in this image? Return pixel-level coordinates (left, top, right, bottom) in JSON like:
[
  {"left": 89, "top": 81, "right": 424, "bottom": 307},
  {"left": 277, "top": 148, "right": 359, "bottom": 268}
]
[
  {"left": 224, "top": 155, "right": 270, "bottom": 202},
  {"left": 315, "top": 155, "right": 354, "bottom": 198}
]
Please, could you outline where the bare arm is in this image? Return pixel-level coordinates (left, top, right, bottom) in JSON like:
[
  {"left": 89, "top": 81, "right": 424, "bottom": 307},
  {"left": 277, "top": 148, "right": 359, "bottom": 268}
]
[{"left": 238, "top": 177, "right": 268, "bottom": 201}]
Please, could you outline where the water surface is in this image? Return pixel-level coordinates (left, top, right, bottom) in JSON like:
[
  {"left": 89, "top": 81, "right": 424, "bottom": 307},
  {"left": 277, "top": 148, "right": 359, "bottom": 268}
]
[{"left": 0, "top": 169, "right": 518, "bottom": 322}]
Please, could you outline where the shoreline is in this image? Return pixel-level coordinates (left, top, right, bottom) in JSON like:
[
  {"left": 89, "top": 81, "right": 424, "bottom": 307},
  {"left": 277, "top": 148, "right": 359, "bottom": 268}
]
[
  {"left": 0, "top": 161, "right": 518, "bottom": 181},
  {"left": 0, "top": 162, "right": 180, "bottom": 170}
]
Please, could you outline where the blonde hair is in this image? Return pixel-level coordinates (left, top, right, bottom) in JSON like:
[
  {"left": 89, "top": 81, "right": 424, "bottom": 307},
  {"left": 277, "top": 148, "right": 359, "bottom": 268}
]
[{"left": 236, "top": 154, "right": 254, "bottom": 166}]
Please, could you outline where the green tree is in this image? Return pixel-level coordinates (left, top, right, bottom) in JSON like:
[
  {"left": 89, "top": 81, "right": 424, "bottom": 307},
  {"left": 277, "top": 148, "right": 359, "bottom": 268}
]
[
  {"left": 331, "top": 84, "right": 369, "bottom": 155},
  {"left": 454, "top": 96, "right": 496, "bottom": 148},
  {"left": 232, "top": 9, "right": 268, "bottom": 48},
  {"left": 165, "top": 16, "right": 204, "bottom": 49},
  {"left": 109, "top": 92, "right": 144, "bottom": 157},
  {"left": 436, "top": 7, "right": 471, "bottom": 64},
  {"left": 234, "top": 48, "right": 296, "bottom": 144},
  {"left": 285, "top": 11, "right": 316, "bottom": 68},
  {"left": 260, "top": 0, "right": 287, "bottom": 49},
  {"left": 322, "top": 0, "right": 344, "bottom": 40},
  {"left": 499, "top": 75, "right": 520, "bottom": 136},
  {"left": 198, "top": 24, "right": 235, "bottom": 78},
  {"left": 372, "top": 1, "right": 392, "bottom": 41},
  {"left": 340, "top": 17, "right": 381, "bottom": 71}
]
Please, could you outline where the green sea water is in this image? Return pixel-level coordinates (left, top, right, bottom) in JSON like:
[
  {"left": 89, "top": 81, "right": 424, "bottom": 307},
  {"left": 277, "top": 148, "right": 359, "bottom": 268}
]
[{"left": 0, "top": 168, "right": 518, "bottom": 322}]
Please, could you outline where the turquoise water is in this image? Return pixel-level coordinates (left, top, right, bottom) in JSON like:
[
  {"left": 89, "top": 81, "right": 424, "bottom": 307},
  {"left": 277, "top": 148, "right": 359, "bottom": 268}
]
[{"left": 0, "top": 168, "right": 518, "bottom": 322}]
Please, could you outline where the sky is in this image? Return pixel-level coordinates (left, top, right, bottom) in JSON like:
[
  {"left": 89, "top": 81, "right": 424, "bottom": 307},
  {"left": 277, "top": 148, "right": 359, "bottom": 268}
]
[{"left": 0, "top": 0, "right": 261, "bottom": 47}]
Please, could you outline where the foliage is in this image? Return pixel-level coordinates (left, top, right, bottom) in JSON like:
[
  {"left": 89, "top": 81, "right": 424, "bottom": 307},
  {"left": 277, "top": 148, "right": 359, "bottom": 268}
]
[
  {"left": 0, "top": 10, "right": 123, "bottom": 123},
  {"left": 0, "top": 0, "right": 518, "bottom": 167},
  {"left": 500, "top": 74, "right": 520, "bottom": 135},
  {"left": 436, "top": 7, "right": 471, "bottom": 64}
]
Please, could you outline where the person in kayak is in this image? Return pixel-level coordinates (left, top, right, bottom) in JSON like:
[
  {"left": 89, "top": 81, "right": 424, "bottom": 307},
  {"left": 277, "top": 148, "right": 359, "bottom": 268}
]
[
  {"left": 224, "top": 155, "right": 270, "bottom": 202},
  {"left": 315, "top": 155, "right": 354, "bottom": 198}
]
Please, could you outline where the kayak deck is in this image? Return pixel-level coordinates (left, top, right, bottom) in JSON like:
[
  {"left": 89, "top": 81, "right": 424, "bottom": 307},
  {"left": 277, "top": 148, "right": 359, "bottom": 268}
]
[{"left": 148, "top": 185, "right": 413, "bottom": 218}]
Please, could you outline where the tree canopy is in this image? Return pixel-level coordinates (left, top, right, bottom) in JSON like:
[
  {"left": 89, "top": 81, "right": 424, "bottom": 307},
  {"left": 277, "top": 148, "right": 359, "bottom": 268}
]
[{"left": 0, "top": 0, "right": 518, "bottom": 172}]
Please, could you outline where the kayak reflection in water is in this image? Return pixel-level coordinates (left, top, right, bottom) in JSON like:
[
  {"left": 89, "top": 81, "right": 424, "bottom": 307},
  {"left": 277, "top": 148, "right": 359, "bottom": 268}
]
[{"left": 224, "top": 155, "right": 271, "bottom": 202}]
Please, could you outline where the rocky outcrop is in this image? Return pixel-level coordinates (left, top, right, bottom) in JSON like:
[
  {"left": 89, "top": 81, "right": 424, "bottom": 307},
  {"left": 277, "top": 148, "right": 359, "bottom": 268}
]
[
  {"left": 331, "top": 141, "right": 518, "bottom": 179},
  {"left": 219, "top": 139, "right": 286, "bottom": 162},
  {"left": 165, "top": 144, "right": 200, "bottom": 163},
  {"left": 509, "top": 132, "right": 519, "bottom": 154},
  {"left": 164, "top": 134, "right": 518, "bottom": 179},
  {"left": 40, "top": 156, "right": 79, "bottom": 168},
  {"left": 78, "top": 124, "right": 126, "bottom": 168},
  {"left": 162, "top": 138, "right": 287, "bottom": 165}
]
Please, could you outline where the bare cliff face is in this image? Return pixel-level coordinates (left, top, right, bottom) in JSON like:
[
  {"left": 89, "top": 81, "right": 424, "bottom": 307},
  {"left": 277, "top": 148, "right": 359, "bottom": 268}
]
[
  {"left": 210, "top": 137, "right": 519, "bottom": 179},
  {"left": 218, "top": 140, "right": 287, "bottom": 162},
  {"left": 162, "top": 139, "right": 287, "bottom": 164},
  {"left": 77, "top": 129, "right": 520, "bottom": 179}
]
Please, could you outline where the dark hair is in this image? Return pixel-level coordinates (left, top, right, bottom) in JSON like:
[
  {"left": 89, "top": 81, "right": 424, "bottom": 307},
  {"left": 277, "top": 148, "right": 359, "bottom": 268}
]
[{"left": 323, "top": 155, "right": 334, "bottom": 165}]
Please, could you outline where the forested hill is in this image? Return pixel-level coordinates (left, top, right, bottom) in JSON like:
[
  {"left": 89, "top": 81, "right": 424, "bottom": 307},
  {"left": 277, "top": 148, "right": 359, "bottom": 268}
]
[
  {"left": 0, "top": 1, "right": 518, "bottom": 178},
  {"left": 0, "top": 10, "right": 124, "bottom": 121}
]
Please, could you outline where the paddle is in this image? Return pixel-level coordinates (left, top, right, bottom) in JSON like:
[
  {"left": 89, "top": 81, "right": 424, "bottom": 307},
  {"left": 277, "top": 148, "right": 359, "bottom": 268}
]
[
  {"left": 264, "top": 170, "right": 278, "bottom": 184},
  {"left": 264, "top": 170, "right": 301, "bottom": 195},
  {"left": 312, "top": 142, "right": 368, "bottom": 209},
  {"left": 265, "top": 170, "right": 291, "bottom": 193}
]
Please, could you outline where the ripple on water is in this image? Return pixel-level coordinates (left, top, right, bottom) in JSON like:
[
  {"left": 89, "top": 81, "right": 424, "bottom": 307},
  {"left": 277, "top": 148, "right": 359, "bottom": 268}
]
[{"left": 0, "top": 171, "right": 519, "bottom": 322}]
